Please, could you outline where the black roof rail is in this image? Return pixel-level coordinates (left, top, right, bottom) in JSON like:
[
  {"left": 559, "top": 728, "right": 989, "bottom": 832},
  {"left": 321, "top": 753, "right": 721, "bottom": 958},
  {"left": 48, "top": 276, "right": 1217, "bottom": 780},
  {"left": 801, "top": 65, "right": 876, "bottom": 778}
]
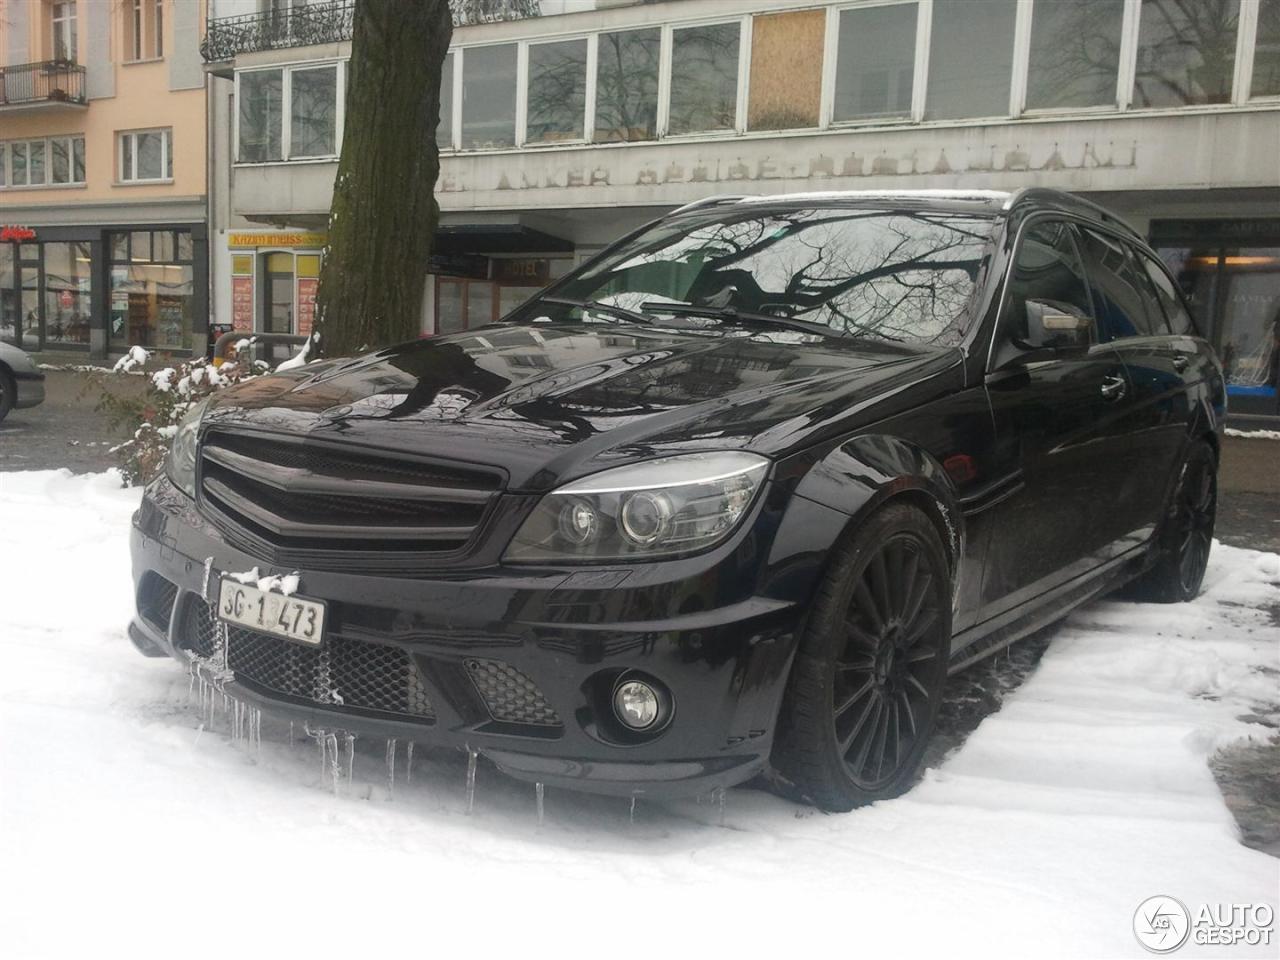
[
  {"left": 1006, "top": 187, "right": 1144, "bottom": 240},
  {"left": 669, "top": 195, "right": 753, "bottom": 216}
]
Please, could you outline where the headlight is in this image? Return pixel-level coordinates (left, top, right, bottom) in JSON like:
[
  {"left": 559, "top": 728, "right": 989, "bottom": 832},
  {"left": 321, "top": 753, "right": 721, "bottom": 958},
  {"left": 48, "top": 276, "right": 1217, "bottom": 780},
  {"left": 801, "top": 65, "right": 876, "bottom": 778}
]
[
  {"left": 165, "top": 397, "right": 211, "bottom": 498},
  {"left": 505, "top": 452, "right": 769, "bottom": 563}
]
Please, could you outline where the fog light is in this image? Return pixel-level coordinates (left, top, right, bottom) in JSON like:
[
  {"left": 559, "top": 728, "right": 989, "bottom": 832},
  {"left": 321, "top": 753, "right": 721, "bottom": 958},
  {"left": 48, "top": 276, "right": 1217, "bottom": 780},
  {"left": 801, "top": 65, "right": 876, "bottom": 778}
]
[{"left": 613, "top": 679, "right": 660, "bottom": 729}]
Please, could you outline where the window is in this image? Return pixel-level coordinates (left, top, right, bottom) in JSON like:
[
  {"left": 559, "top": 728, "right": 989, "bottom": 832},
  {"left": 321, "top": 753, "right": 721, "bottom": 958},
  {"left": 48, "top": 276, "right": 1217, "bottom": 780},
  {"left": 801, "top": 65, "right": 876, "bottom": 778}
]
[
  {"left": 462, "top": 44, "right": 517, "bottom": 149},
  {"left": 1006, "top": 221, "right": 1096, "bottom": 344},
  {"left": 0, "top": 136, "right": 85, "bottom": 188},
  {"left": 1026, "top": 0, "right": 1125, "bottom": 109},
  {"left": 52, "top": 1, "right": 77, "bottom": 61},
  {"left": 130, "top": 0, "right": 143, "bottom": 60},
  {"left": 125, "top": 0, "right": 163, "bottom": 61},
  {"left": 42, "top": 242, "right": 92, "bottom": 346},
  {"left": 109, "top": 230, "right": 195, "bottom": 350},
  {"left": 1253, "top": 0, "right": 1280, "bottom": 98},
  {"left": 238, "top": 69, "right": 283, "bottom": 162},
  {"left": 593, "top": 28, "right": 660, "bottom": 142},
  {"left": 1139, "top": 254, "right": 1195, "bottom": 335},
  {"left": 155, "top": 0, "right": 164, "bottom": 58},
  {"left": 526, "top": 38, "right": 588, "bottom": 143},
  {"left": 118, "top": 128, "right": 173, "bottom": 183},
  {"left": 1134, "top": 0, "right": 1240, "bottom": 107},
  {"left": 926, "top": 0, "right": 1017, "bottom": 120},
  {"left": 749, "top": 10, "right": 824, "bottom": 131},
  {"left": 833, "top": 4, "right": 917, "bottom": 123},
  {"left": 1077, "top": 229, "right": 1166, "bottom": 339},
  {"left": 438, "top": 52, "right": 454, "bottom": 146},
  {"left": 669, "top": 22, "right": 741, "bottom": 135},
  {"left": 290, "top": 65, "right": 338, "bottom": 158}
]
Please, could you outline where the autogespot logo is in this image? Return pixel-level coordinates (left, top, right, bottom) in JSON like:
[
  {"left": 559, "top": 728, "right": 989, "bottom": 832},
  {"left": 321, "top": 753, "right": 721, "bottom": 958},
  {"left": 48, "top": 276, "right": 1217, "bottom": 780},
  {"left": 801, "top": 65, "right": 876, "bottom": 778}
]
[{"left": 1134, "top": 896, "right": 1192, "bottom": 954}]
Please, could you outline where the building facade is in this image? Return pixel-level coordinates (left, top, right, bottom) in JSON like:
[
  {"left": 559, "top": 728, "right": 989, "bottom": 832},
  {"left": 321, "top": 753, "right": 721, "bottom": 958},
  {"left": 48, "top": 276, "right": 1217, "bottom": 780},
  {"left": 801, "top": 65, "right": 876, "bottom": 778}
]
[
  {"left": 205, "top": 0, "right": 1280, "bottom": 411},
  {"left": 0, "top": 0, "right": 208, "bottom": 361}
]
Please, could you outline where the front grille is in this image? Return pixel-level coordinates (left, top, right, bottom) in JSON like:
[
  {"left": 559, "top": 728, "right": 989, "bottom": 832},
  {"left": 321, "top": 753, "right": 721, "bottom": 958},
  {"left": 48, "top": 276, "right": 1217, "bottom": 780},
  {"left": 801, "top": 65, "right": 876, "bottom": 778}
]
[
  {"left": 137, "top": 573, "right": 179, "bottom": 633},
  {"left": 175, "top": 596, "right": 434, "bottom": 722},
  {"left": 465, "top": 658, "right": 561, "bottom": 727},
  {"left": 198, "top": 430, "right": 503, "bottom": 569}
]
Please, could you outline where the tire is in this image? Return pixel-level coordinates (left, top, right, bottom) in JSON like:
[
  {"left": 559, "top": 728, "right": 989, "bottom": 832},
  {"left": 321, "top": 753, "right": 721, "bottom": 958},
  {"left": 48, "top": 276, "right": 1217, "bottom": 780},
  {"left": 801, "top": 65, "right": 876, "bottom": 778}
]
[
  {"left": 0, "top": 366, "right": 14, "bottom": 424},
  {"left": 771, "top": 502, "right": 953, "bottom": 811},
  {"left": 1124, "top": 440, "right": 1217, "bottom": 603}
]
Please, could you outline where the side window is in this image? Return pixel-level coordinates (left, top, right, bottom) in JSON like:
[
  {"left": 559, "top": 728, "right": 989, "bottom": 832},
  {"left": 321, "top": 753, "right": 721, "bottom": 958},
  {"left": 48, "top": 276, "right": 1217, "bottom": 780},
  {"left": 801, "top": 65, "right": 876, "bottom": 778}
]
[
  {"left": 1006, "top": 220, "right": 1096, "bottom": 343},
  {"left": 1077, "top": 228, "right": 1165, "bottom": 339},
  {"left": 1138, "top": 252, "right": 1195, "bottom": 335}
]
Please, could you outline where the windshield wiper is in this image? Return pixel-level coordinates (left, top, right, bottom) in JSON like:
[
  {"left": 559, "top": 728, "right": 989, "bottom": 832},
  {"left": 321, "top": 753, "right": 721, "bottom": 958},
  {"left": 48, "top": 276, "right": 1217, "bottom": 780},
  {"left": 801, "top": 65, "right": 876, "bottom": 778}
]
[
  {"left": 638, "top": 301, "right": 839, "bottom": 338},
  {"left": 540, "top": 297, "right": 653, "bottom": 325}
]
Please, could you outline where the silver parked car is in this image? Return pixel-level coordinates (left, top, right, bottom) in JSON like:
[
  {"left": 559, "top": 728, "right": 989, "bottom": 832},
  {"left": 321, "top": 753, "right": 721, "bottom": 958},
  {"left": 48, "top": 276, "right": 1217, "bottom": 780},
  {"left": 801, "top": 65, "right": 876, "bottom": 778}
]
[{"left": 0, "top": 342, "right": 46, "bottom": 423}]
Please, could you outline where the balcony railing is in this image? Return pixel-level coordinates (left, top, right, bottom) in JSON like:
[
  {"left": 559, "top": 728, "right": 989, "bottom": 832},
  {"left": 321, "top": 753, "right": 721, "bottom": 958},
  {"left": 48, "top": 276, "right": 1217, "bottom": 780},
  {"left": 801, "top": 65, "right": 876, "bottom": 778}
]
[
  {"left": 0, "top": 60, "right": 86, "bottom": 108},
  {"left": 202, "top": 0, "right": 542, "bottom": 63}
]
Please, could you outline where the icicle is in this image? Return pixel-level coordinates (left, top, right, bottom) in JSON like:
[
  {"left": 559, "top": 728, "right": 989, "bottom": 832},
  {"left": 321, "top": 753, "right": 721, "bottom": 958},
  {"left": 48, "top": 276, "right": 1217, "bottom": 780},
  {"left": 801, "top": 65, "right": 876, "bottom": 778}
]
[
  {"left": 717, "top": 787, "right": 726, "bottom": 826},
  {"left": 289, "top": 721, "right": 295, "bottom": 742},
  {"left": 194, "top": 722, "right": 205, "bottom": 747},
  {"left": 629, "top": 796, "right": 637, "bottom": 825},
  {"left": 386, "top": 738, "right": 397, "bottom": 798},
  {"left": 327, "top": 732, "right": 340, "bottom": 794},
  {"left": 465, "top": 746, "right": 478, "bottom": 815},
  {"left": 345, "top": 733, "right": 355, "bottom": 784},
  {"left": 201, "top": 556, "right": 214, "bottom": 602},
  {"left": 535, "top": 782, "right": 545, "bottom": 826},
  {"left": 406, "top": 742, "right": 414, "bottom": 783}
]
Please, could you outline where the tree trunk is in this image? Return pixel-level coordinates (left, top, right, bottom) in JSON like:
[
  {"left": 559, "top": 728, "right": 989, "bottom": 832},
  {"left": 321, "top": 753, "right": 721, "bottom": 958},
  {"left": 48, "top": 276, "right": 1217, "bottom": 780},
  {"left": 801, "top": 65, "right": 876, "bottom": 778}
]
[{"left": 314, "top": 0, "right": 453, "bottom": 357}]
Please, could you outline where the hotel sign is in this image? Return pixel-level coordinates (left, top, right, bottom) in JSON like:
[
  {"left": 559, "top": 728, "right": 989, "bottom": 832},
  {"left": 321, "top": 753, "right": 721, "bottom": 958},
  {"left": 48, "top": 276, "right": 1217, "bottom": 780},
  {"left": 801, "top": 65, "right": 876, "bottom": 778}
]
[{"left": 228, "top": 232, "right": 327, "bottom": 249}]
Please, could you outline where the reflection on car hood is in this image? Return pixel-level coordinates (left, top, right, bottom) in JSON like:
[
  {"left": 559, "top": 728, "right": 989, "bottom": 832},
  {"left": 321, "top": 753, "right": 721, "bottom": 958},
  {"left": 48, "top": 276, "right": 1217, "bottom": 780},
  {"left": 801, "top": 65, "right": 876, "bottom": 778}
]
[{"left": 204, "top": 323, "right": 963, "bottom": 490}]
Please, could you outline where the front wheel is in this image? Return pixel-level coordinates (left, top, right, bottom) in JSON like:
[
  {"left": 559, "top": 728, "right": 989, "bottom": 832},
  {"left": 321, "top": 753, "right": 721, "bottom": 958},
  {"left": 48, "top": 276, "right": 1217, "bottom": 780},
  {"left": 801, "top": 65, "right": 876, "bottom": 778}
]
[
  {"left": 1124, "top": 440, "right": 1217, "bottom": 603},
  {"left": 771, "top": 503, "right": 952, "bottom": 811}
]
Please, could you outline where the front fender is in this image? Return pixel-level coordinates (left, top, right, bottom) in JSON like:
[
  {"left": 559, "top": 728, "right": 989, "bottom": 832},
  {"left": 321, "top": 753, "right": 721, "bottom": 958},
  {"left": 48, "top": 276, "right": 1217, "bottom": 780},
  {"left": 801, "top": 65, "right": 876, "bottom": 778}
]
[{"left": 760, "top": 435, "right": 963, "bottom": 606}]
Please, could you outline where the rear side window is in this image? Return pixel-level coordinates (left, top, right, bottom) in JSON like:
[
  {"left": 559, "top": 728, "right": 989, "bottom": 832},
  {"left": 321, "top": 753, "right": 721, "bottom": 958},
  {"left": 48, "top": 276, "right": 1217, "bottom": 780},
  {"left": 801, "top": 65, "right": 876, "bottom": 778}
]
[
  {"left": 1138, "top": 252, "right": 1195, "bottom": 335},
  {"left": 1005, "top": 219, "right": 1096, "bottom": 342},
  {"left": 1077, "top": 228, "right": 1168, "bottom": 339}
]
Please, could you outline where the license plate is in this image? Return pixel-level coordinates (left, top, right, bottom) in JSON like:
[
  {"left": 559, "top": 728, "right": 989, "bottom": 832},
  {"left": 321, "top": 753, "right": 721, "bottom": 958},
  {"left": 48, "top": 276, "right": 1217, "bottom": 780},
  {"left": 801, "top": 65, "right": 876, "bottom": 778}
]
[{"left": 217, "top": 578, "right": 326, "bottom": 645}]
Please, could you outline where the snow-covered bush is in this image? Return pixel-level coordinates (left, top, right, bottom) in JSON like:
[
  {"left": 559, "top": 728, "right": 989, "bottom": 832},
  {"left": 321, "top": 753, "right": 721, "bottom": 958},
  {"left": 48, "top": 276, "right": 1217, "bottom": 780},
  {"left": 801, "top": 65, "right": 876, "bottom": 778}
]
[{"left": 90, "top": 345, "right": 267, "bottom": 486}]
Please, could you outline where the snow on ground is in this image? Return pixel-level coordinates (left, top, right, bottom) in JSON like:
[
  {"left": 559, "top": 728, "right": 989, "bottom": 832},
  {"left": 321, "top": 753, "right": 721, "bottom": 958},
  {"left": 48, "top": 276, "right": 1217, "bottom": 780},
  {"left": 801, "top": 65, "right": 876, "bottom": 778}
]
[{"left": 1, "top": 470, "right": 1276, "bottom": 960}]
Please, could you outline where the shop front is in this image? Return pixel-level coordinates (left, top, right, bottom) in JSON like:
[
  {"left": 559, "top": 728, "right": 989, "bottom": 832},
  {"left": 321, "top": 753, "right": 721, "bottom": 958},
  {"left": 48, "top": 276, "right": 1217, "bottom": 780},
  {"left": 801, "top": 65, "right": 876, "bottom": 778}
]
[
  {"left": 1, "top": 222, "right": 207, "bottom": 359},
  {"left": 433, "top": 254, "right": 572, "bottom": 334},
  {"left": 223, "top": 231, "right": 326, "bottom": 341},
  {"left": 1153, "top": 218, "right": 1280, "bottom": 417}
]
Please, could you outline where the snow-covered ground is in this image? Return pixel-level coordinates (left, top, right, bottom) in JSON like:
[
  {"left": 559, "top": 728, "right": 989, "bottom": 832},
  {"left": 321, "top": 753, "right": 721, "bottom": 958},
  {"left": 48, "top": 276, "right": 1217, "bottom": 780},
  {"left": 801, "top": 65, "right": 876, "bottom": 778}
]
[{"left": 1, "top": 470, "right": 1277, "bottom": 960}]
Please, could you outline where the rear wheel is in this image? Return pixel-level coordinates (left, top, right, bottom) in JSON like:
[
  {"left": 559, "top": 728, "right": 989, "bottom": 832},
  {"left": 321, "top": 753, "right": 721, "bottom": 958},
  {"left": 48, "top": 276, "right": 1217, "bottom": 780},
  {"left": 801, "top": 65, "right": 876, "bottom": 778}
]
[
  {"left": 1125, "top": 440, "right": 1216, "bottom": 603},
  {"left": 772, "top": 503, "right": 952, "bottom": 811}
]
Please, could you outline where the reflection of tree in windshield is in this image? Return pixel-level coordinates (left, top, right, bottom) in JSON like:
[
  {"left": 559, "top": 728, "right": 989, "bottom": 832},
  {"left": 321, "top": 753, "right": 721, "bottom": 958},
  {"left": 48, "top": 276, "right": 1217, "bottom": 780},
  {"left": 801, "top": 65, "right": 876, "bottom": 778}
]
[{"left": 558, "top": 209, "right": 994, "bottom": 346}]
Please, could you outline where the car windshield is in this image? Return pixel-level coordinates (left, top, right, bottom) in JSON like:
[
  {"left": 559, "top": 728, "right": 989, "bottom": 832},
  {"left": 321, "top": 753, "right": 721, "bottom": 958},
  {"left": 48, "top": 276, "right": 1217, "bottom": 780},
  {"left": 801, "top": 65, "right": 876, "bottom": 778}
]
[{"left": 515, "top": 206, "right": 996, "bottom": 346}]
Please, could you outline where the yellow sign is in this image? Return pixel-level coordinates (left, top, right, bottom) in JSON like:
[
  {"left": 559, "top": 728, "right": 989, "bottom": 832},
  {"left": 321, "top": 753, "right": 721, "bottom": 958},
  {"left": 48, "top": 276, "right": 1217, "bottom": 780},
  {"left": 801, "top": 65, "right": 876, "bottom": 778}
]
[{"left": 228, "top": 232, "right": 327, "bottom": 249}]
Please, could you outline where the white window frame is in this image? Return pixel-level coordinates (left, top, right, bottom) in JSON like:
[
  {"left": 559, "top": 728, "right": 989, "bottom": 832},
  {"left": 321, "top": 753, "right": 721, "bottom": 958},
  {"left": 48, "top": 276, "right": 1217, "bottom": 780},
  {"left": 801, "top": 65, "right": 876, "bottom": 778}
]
[
  {"left": 662, "top": 15, "right": 750, "bottom": 140},
  {"left": 1233, "top": 0, "right": 1261, "bottom": 103},
  {"left": 522, "top": 33, "right": 592, "bottom": 148},
  {"left": 51, "top": 1, "right": 77, "bottom": 61},
  {"left": 129, "top": 0, "right": 144, "bottom": 62},
  {"left": 155, "top": 0, "right": 164, "bottom": 59},
  {"left": 233, "top": 60, "right": 345, "bottom": 165},
  {"left": 588, "top": 24, "right": 665, "bottom": 144},
  {"left": 454, "top": 41, "right": 521, "bottom": 152},
  {"left": 117, "top": 127, "right": 173, "bottom": 184},
  {"left": 822, "top": 0, "right": 928, "bottom": 130},
  {"left": 0, "top": 135, "right": 86, "bottom": 189}
]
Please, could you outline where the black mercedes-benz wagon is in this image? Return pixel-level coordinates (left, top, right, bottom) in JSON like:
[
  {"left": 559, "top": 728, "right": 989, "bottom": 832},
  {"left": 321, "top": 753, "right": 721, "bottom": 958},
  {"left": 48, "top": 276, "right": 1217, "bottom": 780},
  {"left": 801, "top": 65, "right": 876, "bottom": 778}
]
[{"left": 130, "top": 189, "right": 1224, "bottom": 810}]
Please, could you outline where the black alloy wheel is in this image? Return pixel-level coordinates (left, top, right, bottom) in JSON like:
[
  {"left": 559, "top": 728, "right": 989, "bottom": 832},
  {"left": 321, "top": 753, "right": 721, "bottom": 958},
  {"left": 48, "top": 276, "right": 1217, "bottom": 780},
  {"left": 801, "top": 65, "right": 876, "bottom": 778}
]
[
  {"left": 773, "top": 503, "right": 952, "bottom": 811},
  {"left": 1124, "top": 440, "right": 1217, "bottom": 603}
]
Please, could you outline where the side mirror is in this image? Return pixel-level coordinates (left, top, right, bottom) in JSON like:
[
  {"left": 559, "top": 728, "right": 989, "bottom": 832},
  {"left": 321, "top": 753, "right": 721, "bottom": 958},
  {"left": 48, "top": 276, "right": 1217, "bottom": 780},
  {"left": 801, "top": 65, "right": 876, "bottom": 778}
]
[{"left": 1018, "top": 300, "right": 1094, "bottom": 353}]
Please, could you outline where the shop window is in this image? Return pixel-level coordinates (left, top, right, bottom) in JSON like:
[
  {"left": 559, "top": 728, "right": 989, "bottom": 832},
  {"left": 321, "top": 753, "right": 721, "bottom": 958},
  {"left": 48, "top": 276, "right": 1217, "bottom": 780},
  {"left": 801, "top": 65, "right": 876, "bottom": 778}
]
[
  {"left": 748, "top": 10, "right": 823, "bottom": 131},
  {"left": 42, "top": 242, "right": 92, "bottom": 347},
  {"left": 263, "top": 252, "right": 295, "bottom": 335},
  {"left": 833, "top": 3, "right": 917, "bottom": 123},
  {"left": 1134, "top": 0, "right": 1240, "bottom": 107},
  {"left": 438, "top": 52, "right": 454, "bottom": 146},
  {"left": 527, "top": 38, "right": 587, "bottom": 144},
  {"left": 1026, "top": 0, "right": 1124, "bottom": 109},
  {"left": 436, "top": 278, "right": 498, "bottom": 335},
  {"left": 239, "top": 69, "right": 284, "bottom": 162},
  {"left": 124, "top": 0, "right": 163, "bottom": 62},
  {"left": 118, "top": 128, "right": 173, "bottom": 183},
  {"left": 669, "top": 22, "right": 741, "bottom": 135},
  {"left": 1253, "top": 0, "right": 1280, "bottom": 98},
  {"left": 290, "top": 65, "right": 338, "bottom": 158},
  {"left": 593, "top": 27, "right": 660, "bottom": 142},
  {"left": 0, "top": 244, "right": 13, "bottom": 343},
  {"left": 109, "top": 230, "right": 195, "bottom": 351},
  {"left": 51, "top": 1, "right": 77, "bottom": 61},
  {"left": 462, "top": 44, "right": 518, "bottom": 149},
  {"left": 0, "top": 136, "right": 85, "bottom": 188},
  {"left": 925, "top": 0, "right": 1017, "bottom": 120}
]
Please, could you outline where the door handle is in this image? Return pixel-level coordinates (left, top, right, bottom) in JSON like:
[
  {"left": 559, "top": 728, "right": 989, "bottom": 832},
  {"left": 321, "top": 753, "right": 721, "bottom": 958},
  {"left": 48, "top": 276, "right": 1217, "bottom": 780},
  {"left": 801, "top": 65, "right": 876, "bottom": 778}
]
[
  {"left": 1100, "top": 375, "right": 1127, "bottom": 401},
  {"left": 1172, "top": 354, "right": 1189, "bottom": 372}
]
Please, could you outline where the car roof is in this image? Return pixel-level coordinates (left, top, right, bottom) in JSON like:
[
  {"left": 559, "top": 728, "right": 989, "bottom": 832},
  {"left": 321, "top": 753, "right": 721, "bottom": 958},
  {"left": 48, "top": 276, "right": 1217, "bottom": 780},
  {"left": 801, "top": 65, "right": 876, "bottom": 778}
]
[{"left": 670, "top": 187, "right": 1143, "bottom": 240}]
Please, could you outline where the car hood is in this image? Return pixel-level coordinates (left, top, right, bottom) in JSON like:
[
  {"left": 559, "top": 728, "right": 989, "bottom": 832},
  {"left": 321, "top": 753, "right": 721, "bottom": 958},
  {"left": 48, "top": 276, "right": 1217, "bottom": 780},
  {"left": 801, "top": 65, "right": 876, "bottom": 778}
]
[{"left": 205, "top": 323, "right": 963, "bottom": 491}]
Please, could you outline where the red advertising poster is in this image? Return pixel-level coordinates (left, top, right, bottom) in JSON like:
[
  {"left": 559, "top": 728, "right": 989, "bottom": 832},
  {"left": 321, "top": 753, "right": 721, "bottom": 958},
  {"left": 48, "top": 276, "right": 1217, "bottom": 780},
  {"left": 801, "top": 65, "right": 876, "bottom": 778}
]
[
  {"left": 296, "top": 277, "right": 318, "bottom": 336},
  {"left": 231, "top": 275, "right": 254, "bottom": 332}
]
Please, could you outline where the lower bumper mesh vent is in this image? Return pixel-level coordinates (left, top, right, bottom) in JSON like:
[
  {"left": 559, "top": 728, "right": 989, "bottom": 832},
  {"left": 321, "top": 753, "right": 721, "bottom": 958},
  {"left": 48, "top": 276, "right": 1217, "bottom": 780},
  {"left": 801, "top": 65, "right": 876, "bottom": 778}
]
[{"left": 465, "top": 658, "right": 561, "bottom": 727}]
